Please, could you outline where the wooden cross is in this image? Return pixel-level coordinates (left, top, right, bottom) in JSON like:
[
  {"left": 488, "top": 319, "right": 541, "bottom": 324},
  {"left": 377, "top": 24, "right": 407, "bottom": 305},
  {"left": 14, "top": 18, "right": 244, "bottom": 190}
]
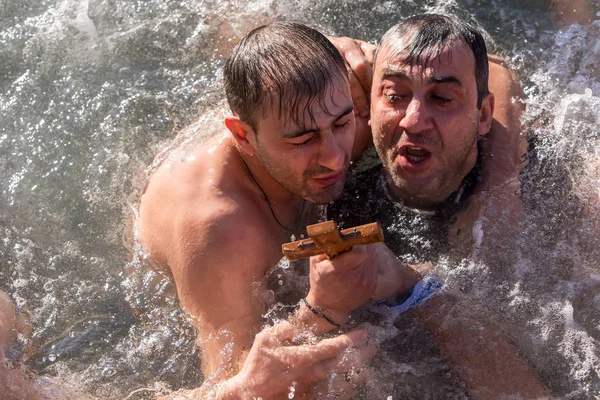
[{"left": 281, "top": 220, "right": 384, "bottom": 261}]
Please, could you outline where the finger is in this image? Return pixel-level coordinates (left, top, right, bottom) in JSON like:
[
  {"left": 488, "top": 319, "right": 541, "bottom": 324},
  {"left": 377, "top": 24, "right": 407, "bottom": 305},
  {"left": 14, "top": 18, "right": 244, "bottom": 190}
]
[
  {"left": 357, "top": 40, "right": 376, "bottom": 64},
  {"left": 300, "top": 329, "right": 367, "bottom": 364},
  {"left": 309, "top": 253, "right": 328, "bottom": 266},
  {"left": 268, "top": 320, "right": 300, "bottom": 343},
  {"left": 310, "top": 358, "right": 335, "bottom": 383},
  {"left": 348, "top": 69, "right": 370, "bottom": 118},
  {"left": 325, "top": 245, "right": 369, "bottom": 272},
  {"left": 366, "top": 255, "right": 379, "bottom": 292},
  {"left": 346, "top": 42, "right": 373, "bottom": 95}
]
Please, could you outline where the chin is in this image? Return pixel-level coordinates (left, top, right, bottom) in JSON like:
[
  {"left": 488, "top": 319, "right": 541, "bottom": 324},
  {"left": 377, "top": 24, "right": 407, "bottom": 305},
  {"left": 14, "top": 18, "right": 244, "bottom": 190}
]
[
  {"left": 309, "top": 184, "right": 344, "bottom": 204},
  {"left": 390, "top": 177, "right": 449, "bottom": 208}
]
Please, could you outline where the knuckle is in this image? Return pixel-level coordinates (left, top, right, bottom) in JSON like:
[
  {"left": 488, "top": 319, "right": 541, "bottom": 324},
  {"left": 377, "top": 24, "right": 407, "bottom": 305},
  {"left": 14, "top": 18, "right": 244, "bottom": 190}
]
[
  {"left": 282, "top": 353, "right": 298, "bottom": 368},
  {"left": 350, "top": 60, "right": 369, "bottom": 76}
]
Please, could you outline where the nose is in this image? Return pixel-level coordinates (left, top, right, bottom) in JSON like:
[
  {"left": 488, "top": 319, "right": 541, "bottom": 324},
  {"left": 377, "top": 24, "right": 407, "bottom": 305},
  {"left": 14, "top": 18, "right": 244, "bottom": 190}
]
[
  {"left": 399, "top": 97, "right": 433, "bottom": 134},
  {"left": 317, "top": 130, "right": 346, "bottom": 171}
]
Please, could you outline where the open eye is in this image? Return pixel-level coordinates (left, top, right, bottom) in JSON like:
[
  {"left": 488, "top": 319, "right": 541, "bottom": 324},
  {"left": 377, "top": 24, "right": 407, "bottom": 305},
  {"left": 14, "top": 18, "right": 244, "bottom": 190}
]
[{"left": 385, "top": 94, "right": 403, "bottom": 103}]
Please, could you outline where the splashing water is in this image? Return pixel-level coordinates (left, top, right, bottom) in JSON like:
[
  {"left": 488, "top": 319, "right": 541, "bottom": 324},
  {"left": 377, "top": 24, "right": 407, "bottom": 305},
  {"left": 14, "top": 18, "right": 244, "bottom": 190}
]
[{"left": 1, "top": 0, "right": 599, "bottom": 398}]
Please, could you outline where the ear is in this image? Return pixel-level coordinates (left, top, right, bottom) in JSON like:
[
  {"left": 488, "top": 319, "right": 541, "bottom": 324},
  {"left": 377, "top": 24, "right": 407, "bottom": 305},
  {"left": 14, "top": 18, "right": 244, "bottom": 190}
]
[
  {"left": 225, "top": 116, "right": 257, "bottom": 156},
  {"left": 477, "top": 93, "right": 494, "bottom": 136}
]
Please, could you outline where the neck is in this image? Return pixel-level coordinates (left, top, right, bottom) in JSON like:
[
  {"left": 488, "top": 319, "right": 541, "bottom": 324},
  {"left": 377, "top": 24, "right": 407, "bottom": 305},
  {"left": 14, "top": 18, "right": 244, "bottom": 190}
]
[{"left": 237, "top": 150, "right": 306, "bottom": 232}]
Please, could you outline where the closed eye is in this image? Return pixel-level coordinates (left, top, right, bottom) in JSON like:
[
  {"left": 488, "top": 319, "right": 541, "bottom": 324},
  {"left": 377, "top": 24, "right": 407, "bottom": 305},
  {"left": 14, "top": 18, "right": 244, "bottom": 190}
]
[
  {"left": 288, "top": 133, "right": 315, "bottom": 147},
  {"left": 334, "top": 119, "right": 352, "bottom": 130},
  {"left": 432, "top": 95, "right": 452, "bottom": 105}
]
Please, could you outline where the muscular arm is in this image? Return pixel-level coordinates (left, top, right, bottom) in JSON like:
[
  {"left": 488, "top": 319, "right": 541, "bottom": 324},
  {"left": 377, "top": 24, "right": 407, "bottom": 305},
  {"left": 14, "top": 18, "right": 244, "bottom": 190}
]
[
  {"left": 549, "top": 0, "right": 593, "bottom": 26},
  {"left": 411, "top": 295, "right": 552, "bottom": 399},
  {"left": 139, "top": 162, "right": 374, "bottom": 398},
  {"left": 168, "top": 210, "right": 269, "bottom": 379},
  {"left": 449, "top": 56, "right": 526, "bottom": 252}
]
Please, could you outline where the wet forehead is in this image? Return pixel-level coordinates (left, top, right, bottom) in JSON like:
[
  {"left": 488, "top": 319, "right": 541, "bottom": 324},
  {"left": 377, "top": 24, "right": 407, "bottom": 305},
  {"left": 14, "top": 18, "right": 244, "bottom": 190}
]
[
  {"left": 375, "top": 41, "right": 476, "bottom": 85},
  {"left": 265, "top": 78, "right": 353, "bottom": 134}
]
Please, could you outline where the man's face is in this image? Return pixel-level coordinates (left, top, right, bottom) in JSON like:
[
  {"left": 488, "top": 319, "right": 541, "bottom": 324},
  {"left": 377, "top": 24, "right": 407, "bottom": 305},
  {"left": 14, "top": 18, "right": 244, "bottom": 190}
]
[
  {"left": 252, "top": 77, "right": 355, "bottom": 204},
  {"left": 370, "top": 40, "right": 490, "bottom": 208}
]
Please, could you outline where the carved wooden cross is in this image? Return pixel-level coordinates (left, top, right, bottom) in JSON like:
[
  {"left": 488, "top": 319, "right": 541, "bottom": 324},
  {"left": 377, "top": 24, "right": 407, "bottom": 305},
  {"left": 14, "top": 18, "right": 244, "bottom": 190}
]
[{"left": 281, "top": 220, "right": 384, "bottom": 261}]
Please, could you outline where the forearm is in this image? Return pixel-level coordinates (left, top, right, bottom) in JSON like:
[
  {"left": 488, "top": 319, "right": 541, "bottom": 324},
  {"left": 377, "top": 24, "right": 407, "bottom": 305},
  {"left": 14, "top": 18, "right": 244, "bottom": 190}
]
[
  {"left": 412, "top": 295, "right": 552, "bottom": 399},
  {"left": 158, "top": 377, "right": 242, "bottom": 400}
]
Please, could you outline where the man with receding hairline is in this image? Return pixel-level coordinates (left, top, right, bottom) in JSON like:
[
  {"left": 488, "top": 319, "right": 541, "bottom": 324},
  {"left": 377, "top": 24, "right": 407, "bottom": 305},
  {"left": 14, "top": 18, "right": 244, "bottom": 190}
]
[{"left": 329, "top": 14, "right": 552, "bottom": 398}]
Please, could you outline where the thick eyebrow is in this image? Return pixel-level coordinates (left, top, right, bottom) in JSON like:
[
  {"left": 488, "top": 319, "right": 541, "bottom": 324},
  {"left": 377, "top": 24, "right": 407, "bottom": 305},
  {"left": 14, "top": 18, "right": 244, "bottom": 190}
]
[
  {"left": 283, "top": 105, "right": 354, "bottom": 139},
  {"left": 428, "top": 75, "right": 463, "bottom": 87},
  {"left": 381, "top": 69, "right": 410, "bottom": 81},
  {"left": 380, "top": 69, "right": 463, "bottom": 88}
]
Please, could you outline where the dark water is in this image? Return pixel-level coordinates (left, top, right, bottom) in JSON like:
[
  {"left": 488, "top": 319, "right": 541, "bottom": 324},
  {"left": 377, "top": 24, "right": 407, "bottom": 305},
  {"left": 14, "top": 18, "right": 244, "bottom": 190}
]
[{"left": 1, "top": 0, "right": 599, "bottom": 398}]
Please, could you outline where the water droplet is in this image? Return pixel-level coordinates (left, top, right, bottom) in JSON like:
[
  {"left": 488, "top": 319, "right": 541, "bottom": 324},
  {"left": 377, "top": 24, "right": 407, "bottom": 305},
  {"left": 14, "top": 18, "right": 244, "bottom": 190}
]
[
  {"left": 47, "top": 354, "right": 57, "bottom": 362},
  {"left": 288, "top": 393, "right": 295, "bottom": 399},
  {"left": 278, "top": 280, "right": 283, "bottom": 286},
  {"left": 102, "top": 367, "right": 116, "bottom": 377}
]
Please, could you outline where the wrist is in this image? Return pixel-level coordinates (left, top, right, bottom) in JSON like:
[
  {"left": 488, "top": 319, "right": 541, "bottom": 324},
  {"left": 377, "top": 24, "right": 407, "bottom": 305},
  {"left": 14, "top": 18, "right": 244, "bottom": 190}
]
[
  {"left": 305, "top": 293, "right": 349, "bottom": 325},
  {"left": 296, "top": 296, "right": 348, "bottom": 334},
  {"left": 206, "top": 376, "right": 243, "bottom": 400},
  {"left": 393, "top": 264, "right": 422, "bottom": 302}
]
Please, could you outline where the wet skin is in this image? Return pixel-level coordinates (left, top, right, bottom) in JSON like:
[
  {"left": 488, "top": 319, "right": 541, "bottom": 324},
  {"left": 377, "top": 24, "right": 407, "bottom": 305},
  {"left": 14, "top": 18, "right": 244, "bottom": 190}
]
[
  {"left": 238, "top": 77, "right": 355, "bottom": 206},
  {"left": 138, "top": 71, "right": 412, "bottom": 399},
  {"left": 370, "top": 41, "right": 493, "bottom": 209}
]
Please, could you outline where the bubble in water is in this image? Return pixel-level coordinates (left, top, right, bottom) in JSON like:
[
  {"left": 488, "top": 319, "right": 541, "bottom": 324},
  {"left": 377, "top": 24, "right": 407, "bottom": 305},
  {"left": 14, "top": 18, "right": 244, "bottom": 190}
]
[
  {"left": 102, "top": 367, "right": 116, "bottom": 377},
  {"left": 47, "top": 353, "right": 57, "bottom": 362}
]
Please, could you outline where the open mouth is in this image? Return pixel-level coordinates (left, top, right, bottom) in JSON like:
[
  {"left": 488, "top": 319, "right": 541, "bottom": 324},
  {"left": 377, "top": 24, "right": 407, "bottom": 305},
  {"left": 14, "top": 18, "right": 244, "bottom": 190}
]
[
  {"left": 402, "top": 144, "right": 432, "bottom": 162},
  {"left": 404, "top": 146, "right": 430, "bottom": 163}
]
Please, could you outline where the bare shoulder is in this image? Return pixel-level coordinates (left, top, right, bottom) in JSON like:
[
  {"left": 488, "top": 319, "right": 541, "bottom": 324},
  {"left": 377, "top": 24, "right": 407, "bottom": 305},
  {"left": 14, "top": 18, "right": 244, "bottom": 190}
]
[
  {"left": 487, "top": 55, "right": 524, "bottom": 106},
  {"left": 480, "top": 55, "right": 526, "bottom": 188},
  {"left": 138, "top": 134, "right": 270, "bottom": 273}
]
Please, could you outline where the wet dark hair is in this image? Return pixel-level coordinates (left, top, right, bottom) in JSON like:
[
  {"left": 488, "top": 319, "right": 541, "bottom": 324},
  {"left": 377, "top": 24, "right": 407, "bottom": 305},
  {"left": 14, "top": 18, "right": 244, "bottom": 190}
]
[
  {"left": 223, "top": 21, "right": 348, "bottom": 132},
  {"left": 375, "top": 14, "right": 489, "bottom": 108}
]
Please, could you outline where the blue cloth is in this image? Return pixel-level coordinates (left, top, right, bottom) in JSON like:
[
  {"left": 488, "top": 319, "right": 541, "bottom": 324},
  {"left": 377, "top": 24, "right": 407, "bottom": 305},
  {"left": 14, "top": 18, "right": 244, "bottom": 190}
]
[{"left": 390, "top": 276, "right": 444, "bottom": 313}]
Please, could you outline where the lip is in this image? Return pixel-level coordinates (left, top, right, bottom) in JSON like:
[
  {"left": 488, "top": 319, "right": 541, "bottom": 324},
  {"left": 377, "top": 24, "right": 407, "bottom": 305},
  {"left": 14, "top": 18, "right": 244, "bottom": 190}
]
[
  {"left": 397, "top": 144, "right": 434, "bottom": 173},
  {"left": 312, "top": 170, "right": 344, "bottom": 187}
]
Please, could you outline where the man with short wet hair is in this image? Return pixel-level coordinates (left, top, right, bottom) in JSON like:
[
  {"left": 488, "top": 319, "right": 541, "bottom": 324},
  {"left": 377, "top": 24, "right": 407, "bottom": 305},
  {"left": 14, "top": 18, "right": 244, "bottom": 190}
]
[
  {"left": 141, "top": 17, "right": 545, "bottom": 399},
  {"left": 332, "top": 14, "right": 526, "bottom": 260},
  {"left": 139, "top": 21, "right": 417, "bottom": 399}
]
